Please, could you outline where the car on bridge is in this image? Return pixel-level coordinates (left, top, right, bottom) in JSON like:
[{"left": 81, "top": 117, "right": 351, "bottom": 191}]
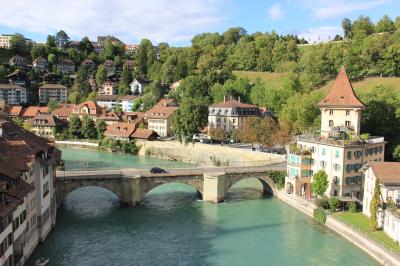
[{"left": 150, "top": 167, "right": 167, "bottom": 174}]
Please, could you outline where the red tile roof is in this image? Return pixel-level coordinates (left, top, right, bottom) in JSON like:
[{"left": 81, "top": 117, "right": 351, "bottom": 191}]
[
  {"left": 21, "top": 106, "right": 49, "bottom": 118},
  {"left": 99, "top": 111, "right": 122, "bottom": 122},
  {"left": 145, "top": 106, "right": 177, "bottom": 119},
  {"left": 52, "top": 105, "right": 74, "bottom": 118},
  {"left": 73, "top": 101, "right": 102, "bottom": 116},
  {"left": 32, "top": 114, "right": 66, "bottom": 127},
  {"left": 318, "top": 68, "right": 364, "bottom": 108},
  {"left": 132, "top": 128, "right": 158, "bottom": 140},
  {"left": 39, "top": 84, "right": 68, "bottom": 90},
  {"left": 369, "top": 162, "right": 400, "bottom": 186},
  {"left": 104, "top": 122, "right": 136, "bottom": 138},
  {"left": 5, "top": 106, "right": 23, "bottom": 117}
]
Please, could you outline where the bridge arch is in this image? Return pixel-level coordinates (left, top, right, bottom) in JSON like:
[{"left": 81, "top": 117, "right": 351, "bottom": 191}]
[
  {"left": 224, "top": 174, "right": 276, "bottom": 195},
  {"left": 57, "top": 179, "right": 123, "bottom": 206},
  {"left": 141, "top": 179, "right": 203, "bottom": 199}
]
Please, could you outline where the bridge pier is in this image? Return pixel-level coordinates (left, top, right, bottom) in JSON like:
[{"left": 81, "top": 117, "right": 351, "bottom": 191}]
[
  {"left": 120, "top": 175, "right": 142, "bottom": 206},
  {"left": 203, "top": 172, "right": 226, "bottom": 203}
]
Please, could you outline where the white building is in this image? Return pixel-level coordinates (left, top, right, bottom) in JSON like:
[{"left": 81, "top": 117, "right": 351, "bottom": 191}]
[
  {"left": 285, "top": 68, "right": 385, "bottom": 199},
  {"left": 39, "top": 84, "right": 69, "bottom": 104},
  {"left": 145, "top": 98, "right": 177, "bottom": 138},
  {"left": 0, "top": 84, "right": 27, "bottom": 105},
  {"left": 130, "top": 79, "right": 148, "bottom": 95},
  {"left": 362, "top": 162, "right": 400, "bottom": 244},
  {"left": 121, "top": 95, "right": 138, "bottom": 112},
  {"left": 96, "top": 95, "right": 118, "bottom": 110}
]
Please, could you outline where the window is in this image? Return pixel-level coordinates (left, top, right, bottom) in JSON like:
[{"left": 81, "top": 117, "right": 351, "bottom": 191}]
[
  {"left": 43, "top": 182, "right": 49, "bottom": 198},
  {"left": 346, "top": 110, "right": 350, "bottom": 116},
  {"left": 329, "top": 120, "right": 334, "bottom": 127},
  {"left": 345, "top": 121, "right": 351, "bottom": 127},
  {"left": 335, "top": 150, "right": 340, "bottom": 158},
  {"left": 347, "top": 151, "right": 352, "bottom": 160},
  {"left": 320, "top": 161, "right": 327, "bottom": 168},
  {"left": 322, "top": 148, "right": 326, "bottom": 156},
  {"left": 333, "top": 163, "right": 341, "bottom": 171},
  {"left": 329, "top": 110, "right": 334, "bottom": 115}
]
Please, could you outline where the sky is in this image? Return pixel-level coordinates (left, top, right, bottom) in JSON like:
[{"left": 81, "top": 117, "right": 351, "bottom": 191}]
[{"left": 0, "top": 0, "right": 399, "bottom": 46}]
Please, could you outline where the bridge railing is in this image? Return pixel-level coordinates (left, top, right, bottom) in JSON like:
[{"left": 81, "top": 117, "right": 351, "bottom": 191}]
[{"left": 58, "top": 158, "right": 286, "bottom": 172}]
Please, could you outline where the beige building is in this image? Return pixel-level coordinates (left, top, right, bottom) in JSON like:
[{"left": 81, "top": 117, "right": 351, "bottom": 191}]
[
  {"left": 285, "top": 68, "right": 385, "bottom": 199},
  {"left": 0, "top": 84, "right": 27, "bottom": 105},
  {"left": 57, "top": 59, "right": 75, "bottom": 74},
  {"left": 208, "top": 99, "right": 263, "bottom": 134},
  {"left": 31, "top": 114, "right": 66, "bottom": 139},
  {"left": 362, "top": 162, "right": 400, "bottom": 244},
  {"left": 145, "top": 99, "right": 177, "bottom": 138},
  {"left": 39, "top": 84, "right": 69, "bottom": 104},
  {"left": 99, "top": 82, "right": 118, "bottom": 96}
]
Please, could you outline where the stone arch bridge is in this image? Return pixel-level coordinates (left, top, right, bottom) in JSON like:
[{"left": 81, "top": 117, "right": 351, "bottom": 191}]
[{"left": 55, "top": 165, "right": 284, "bottom": 207}]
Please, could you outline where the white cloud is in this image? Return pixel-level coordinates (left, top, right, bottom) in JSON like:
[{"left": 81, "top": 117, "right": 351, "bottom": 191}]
[
  {"left": 297, "top": 26, "right": 342, "bottom": 43},
  {"left": 268, "top": 3, "right": 286, "bottom": 21},
  {"left": 296, "top": 0, "right": 392, "bottom": 20},
  {"left": 0, "top": 0, "right": 226, "bottom": 45}
]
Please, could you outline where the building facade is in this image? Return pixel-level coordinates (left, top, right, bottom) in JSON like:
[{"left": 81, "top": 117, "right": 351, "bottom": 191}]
[
  {"left": 39, "top": 84, "right": 69, "bottom": 104},
  {"left": 0, "top": 84, "right": 27, "bottom": 105},
  {"left": 285, "top": 68, "right": 385, "bottom": 199},
  {"left": 145, "top": 99, "right": 177, "bottom": 138}
]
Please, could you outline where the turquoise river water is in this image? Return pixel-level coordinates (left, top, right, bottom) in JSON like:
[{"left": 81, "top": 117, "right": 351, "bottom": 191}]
[{"left": 27, "top": 148, "right": 378, "bottom": 266}]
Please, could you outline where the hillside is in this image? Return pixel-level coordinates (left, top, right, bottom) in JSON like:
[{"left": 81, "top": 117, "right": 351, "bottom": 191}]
[
  {"left": 234, "top": 71, "right": 400, "bottom": 97},
  {"left": 0, "top": 48, "right": 14, "bottom": 64}
]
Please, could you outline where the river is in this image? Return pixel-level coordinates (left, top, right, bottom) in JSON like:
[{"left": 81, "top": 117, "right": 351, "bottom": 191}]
[{"left": 27, "top": 148, "right": 378, "bottom": 266}]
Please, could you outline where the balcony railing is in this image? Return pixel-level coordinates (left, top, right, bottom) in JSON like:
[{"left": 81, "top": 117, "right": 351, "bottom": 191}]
[{"left": 296, "top": 134, "right": 384, "bottom": 146}]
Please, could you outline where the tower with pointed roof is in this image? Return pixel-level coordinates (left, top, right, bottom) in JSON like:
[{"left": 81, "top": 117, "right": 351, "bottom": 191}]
[{"left": 318, "top": 68, "right": 364, "bottom": 138}]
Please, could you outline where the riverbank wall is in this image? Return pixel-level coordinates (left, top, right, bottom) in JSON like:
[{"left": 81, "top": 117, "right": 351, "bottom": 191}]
[
  {"left": 138, "top": 140, "right": 286, "bottom": 166},
  {"left": 55, "top": 140, "right": 99, "bottom": 150},
  {"left": 277, "top": 190, "right": 400, "bottom": 265}
]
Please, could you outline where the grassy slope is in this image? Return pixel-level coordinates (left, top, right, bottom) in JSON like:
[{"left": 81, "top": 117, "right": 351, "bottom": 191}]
[
  {"left": 334, "top": 212, "right": 400, "bottom": 253},
  {"left": 235, "top": 71, "right": 400, "bottom": 97}
]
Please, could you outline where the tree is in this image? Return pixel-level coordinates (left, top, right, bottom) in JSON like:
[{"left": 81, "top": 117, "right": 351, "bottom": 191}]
[
  {"left": 55, "top": 30, "right": 70, "bottom": 49},
  {"left": 375, "top": 15, "right": 395, "bottom": 33},
  {"left": 9, "top": 33, "right": 29, "bottom": 55},
  {"left": 115, "top": 101, "right": 122, "bottom": 113},
  {"left": 79, "top": 36, "right": 94, "bottom": 54},
  {"left": 0, "top": 66, "right": 6, "bottom": 83},
  {"left": 223, "top": 27, "right": 247, "bottom": 45},
  {"left": 119, "top": 66, "right": 131, "bottom": 90},
  {"left": 208, "top": 127, "right": 227, "bottom": 142},
  {"left": 47, "top": 99, "right": 60, "bottom": 113},
  {"left": 352, "top": 15, "right": 375, "bottom": 36},
  {"left": 342, "top": 18, "right": 353, "bottom": 39},
  {"left": 68, "top": 91, "right": 81, "bottom": 104},
  {"left": 137, "top": 39, "right": 155, "bottom": 76},
  {"left": 393, "top": 145, "right": 400, "bottom": 161},
  {"left": 131, "top": 98, "right": 143, "bottom": 112},
  {"left": 69, "top": 115, "right": 82, "bottom": 138},
  {"left": 81, "top": 115, "right": 97, "bottom": 139},
  {"left": 172, "top": 98, "right": 208, "bottom": 143},
  {"left": 96, "top": 64, "right": 107, "bottom": 87},
  {"left": 96, "top": 119, "right": 107, "bottom": 139},
  {"left": 312, "top": 170, "right": 328, "bottom": 197},
  {"left": 45, "top": 35, "right": 57, "bottom": 54},
  {"left": 369, "top": 178, "right": 381, "bottom": 231}
]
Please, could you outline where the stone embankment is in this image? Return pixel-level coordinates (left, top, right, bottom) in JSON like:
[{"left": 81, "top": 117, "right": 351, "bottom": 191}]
[
  {"left": 277, "top": 191, "right": 400, "bottom": 266},
  {"left": 138, "top": 140, "right": 286, "bottom": 166},
  {"left": 55, "top": 140, "right": 99, "bottom": 149}
]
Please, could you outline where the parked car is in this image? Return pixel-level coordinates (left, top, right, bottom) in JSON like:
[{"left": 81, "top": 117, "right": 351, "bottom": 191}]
[{"left": 150, "top": 167, "right": 167, "bottom": 174}]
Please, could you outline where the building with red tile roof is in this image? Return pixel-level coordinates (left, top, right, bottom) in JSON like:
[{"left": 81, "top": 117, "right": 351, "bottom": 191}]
[
  {"left": 52, "top": 104, "right": 75, "bottom": 120},
  {"left": 145, "top": 99, "right": 178, "bottom": 137},
  {"left": 21, "top": 106, "right": 49, "bottom": 120},
  {"left": 31, "top": 114, "right": 67, "bottom": 139},
  {"left": 104, "top": 122, "right": 137, "bottom": 140},
  {"left": 72, "top": 101, "right": 103, "bottom": 119},
  {"left": 39, "top": 83, "right": 69, "bottom": 104},
  {"left": 4, "top": 105, "right": 23, "bottom": 119}
]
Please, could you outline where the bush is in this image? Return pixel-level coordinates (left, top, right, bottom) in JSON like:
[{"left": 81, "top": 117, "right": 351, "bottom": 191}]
[
  {"left": 269, "top": 171, "right": 286, "bottom": 189},
  {"left": 349, "top": 201, "right": 357, "bottom": 213},
  {"left": 316, "top": 196, "right": 330, "bottom": 209},
  {"left": 328, "top": 197, "right": 340, "bottom": 212},
  {"left": 314, "top": 207, "right": 327, "bottom": 224}
]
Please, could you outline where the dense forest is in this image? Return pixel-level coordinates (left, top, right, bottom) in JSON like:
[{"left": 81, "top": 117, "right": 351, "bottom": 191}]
[{"left": 2, "top": 14, "right": 400, "bottom": 160}]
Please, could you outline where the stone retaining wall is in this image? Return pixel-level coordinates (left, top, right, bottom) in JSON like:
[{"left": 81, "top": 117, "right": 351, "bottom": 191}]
[{"left": 138, "top": 140, "right": 286, "bottom": 166}]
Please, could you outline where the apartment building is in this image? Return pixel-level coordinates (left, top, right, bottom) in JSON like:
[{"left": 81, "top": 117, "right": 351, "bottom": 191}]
[
  {"left": 31, "top": 114, "right": 67, "bottom": 139},
  {"left": 208, "top": 98, "right": 261, "bottom": 134},
  {"left": 57, "top": 59, "right": 75, "bottom": 74},
  {"left": 285, "top": 68, "right": 385, "bottom": 199},
  {"left": 145, "top": 99, "right": 177, "bottom": 138},
  {"left": 33, "top": 57, "right": 48, "bottom": 72},
  {"left": 98, "top": 82, "right": 118, "bottom": 96},
  {"left": 0, "top": 34, "right": 33, "bottom": 49},
  {"left": 9, "top": 56, "right": 26, "bottom": 68},
  {"left": 39, "top": 84, "right": 69, "bottom": 104},
  {"left": 0, "top": 84, "right": 27, "bottom": 105},
  {"left": 0, "top": 120, "right": 60, "bottom": 265}
]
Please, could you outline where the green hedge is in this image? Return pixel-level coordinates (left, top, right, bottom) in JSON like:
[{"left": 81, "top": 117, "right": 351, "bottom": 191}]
[
  {"left": 314, "top": 207, "right": 327, "bottom": 224},
  {"left": 269, "top": 171, "right": 286, "bottom": 189}
]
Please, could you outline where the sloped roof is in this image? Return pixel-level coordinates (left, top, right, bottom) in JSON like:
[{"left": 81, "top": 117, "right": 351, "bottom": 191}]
[
  {"left": 145, "top": 106, "right": 177, "bottom": 119},
  {"left": 73, "top": 101, "right": 102, "bottom": 115},
  {"left": 32, "top": 114, "right": 66, "bottom": 127},
  {"left": 0, "top": 84, "right": 25, "bottom": 90},
  {"left": 318, "top": 68, "right": 364, "bottom": 108},
  {"left": 369, "top": 162, "right": 400, "bottom": 186},
  {"left": 52, "top": 105, "right": 74, "bottom": 118},
  {"left": 39, "top": 84, "right": 68, "bottom": 90},
  {"left": 104, "top": 122, "right": 136, "bottom": 138},
  {"left": 21, "top": 106, "right": 49, "bottom": 118},
  {"left": 5, "top": 105, "right": 23, "bottom": 116},
  {"left": 132, "top": 128, "right": 158, "bottom": 139},
  {"left": 210, "top": 99, "right": 258, "bottom": 109}
]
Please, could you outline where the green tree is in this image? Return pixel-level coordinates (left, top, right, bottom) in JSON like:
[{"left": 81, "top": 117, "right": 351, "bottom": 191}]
[
  {"left": 131, "top": 98, "right": 143, "bottom": 111},
  {"left": 45, "top": 35, "right": 57, "bottom": 54},
  {"left": 96, "top": 64, "right": 107, "bottom": 87},
  {"left": 81, "top": 115, "right": 97, "bottom": 139},
  {"left": 352, "top": 15, "right": 375, "bottom": 36},
  {"left": 55, "top": 30, "right": 70, "bottom": 49},
  {"left": 119, "top": 66, "right": 131, "bottom": 89},
  {"left": 0, "top": 66, "right": 6, "bottom": 83},
  {"left": 137, "top": 39, "right": 155, "bottom": 76},
  {"left": 369, "top": 178, "right": 381, "bottom": 231},
  {"left": 47, "top": 99, "right": 60, "bottom": 113},
  {"left": 96, "top": 119, "right": 107, "bottom": 140},
  {"left": 30, "top": 44, "right": 47, "bottom": 59},
  {"left": 69, "top": 115, "right": 82, "bottom": 138},
  {"left": 393, "top": 145, "right": 400, "bottom": 161},
  {"left": 342, "top": 18, "right": 353, "bottom": 39},
  {"left": 9, "top": 33, "right": 29, "bottom": 55},
  {"left": 312, "top": 170, "right": 328, "bottom": 197},
  {"left": 172, "top": 98, "right": 208, "bottom": 143},
  {"left": 375, "top": 15, "right": 395, "bottom": 33},
  {"left": 68, "top": 91, "right": 81, "bottom": 104},
  {"left": 223, "top": 27, "right": 246, "bottom": 45},
  {"left": 79, "top": 36, "right": 94, "bottom": 54}
]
